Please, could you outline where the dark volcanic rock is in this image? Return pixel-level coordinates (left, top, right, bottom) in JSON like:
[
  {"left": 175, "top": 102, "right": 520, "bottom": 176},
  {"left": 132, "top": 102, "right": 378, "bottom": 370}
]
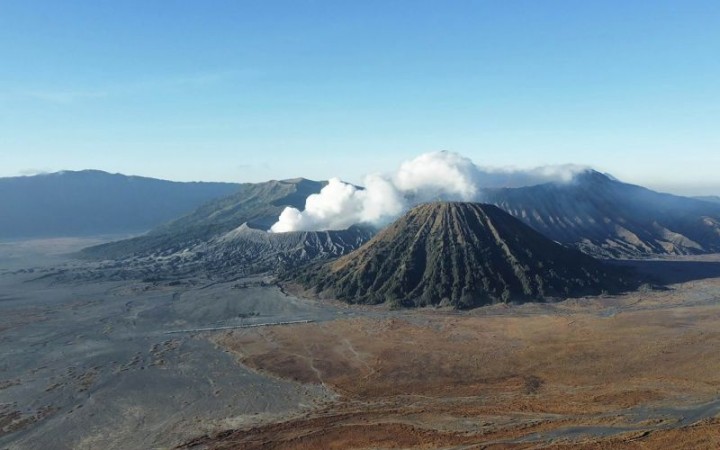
[
  {"left": 483, "top": 171, "right": 720, "bottom": 258},
  {"left": 294, "top": 202, "right": 636, "bottom": 309},
  {"left": 69, "top": 224, "right": 373, "bottom": 282},
  {"left": 195, "top": 223, "right": 374, "bottom": 275}
]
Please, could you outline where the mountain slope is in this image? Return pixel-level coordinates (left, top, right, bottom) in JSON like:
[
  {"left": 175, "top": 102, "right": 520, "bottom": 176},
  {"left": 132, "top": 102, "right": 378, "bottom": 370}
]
[
  {"left": 695, "top": 195, "right": 720, "bottom": 204},
  {"left": 0, "top": 170, "right": 240, "bottom": 239},
  {"left": 294, "top": 202, "right": 635, "bottom": 308},
  {"left": 80, "top": 178, "right": 325, "bottom": 259},
  {"left": 192, "top": 223, "right": 373, "bottom": 275},
  {"left": 72, "top": 223, "right": 372, "bottom": 282},
  {"left": 483, "top": 171, "right": 720, "bottom": 258}
]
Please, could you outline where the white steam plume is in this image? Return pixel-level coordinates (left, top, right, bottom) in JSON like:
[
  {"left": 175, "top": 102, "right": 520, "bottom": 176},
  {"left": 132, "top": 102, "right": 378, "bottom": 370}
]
[
  {"left": 269, "top": 176, "right": 404, "bottom": 233},
  {"left": 394, "top": 151, "right": 480, "bottom": 200},
  {"left": 270, "top": 151, "right": 590, "bottom": 232}
]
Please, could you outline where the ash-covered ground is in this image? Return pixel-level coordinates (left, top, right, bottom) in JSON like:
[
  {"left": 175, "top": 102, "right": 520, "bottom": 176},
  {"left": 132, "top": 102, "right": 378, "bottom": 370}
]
[
  {"left": 2, "top": 239, "right": 720, "bottom": 449},
  {"left": 0, "top": 239, "right": 347, "bottom": 450}
]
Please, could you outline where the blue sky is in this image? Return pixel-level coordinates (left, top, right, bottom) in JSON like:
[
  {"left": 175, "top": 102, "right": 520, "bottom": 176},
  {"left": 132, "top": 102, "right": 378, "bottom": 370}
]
[{"left": 1, "top": 1, "right": 718, "bottom": 194}]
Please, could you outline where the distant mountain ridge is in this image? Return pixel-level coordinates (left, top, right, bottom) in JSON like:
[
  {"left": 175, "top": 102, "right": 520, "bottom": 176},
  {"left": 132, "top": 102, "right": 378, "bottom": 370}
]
[
  {"left": 80, "top": 178, "right": 326, "bottom": 259},
  {"left": 695, "top": 195, "right": 720, "bottom": 204},
  {"left": 0, "top": 170, "right": 241, "bottom": 239},
  {"left": 292, "top": 202, "right": 636, "bottom": 308},
  {"left": 78, "top": 169, "right": 720, "bottom": 264},
  {"left": 482, "top": 171, "right": 720, "bottom": 258}
]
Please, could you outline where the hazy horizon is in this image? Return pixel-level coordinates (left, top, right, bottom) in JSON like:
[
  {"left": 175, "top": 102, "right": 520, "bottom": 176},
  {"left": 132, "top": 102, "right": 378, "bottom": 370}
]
[
  {"left": 2, "top": 1, "right": 718, "bottom": 195},
  {"left": 6, "top": 161, "right": 719, "bottom": 198}
]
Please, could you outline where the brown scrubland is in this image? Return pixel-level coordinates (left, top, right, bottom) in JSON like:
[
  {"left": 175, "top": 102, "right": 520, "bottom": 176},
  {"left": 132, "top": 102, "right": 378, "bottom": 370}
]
[{"left": 178, "top": 271, "right": 720, "bottom": 449}]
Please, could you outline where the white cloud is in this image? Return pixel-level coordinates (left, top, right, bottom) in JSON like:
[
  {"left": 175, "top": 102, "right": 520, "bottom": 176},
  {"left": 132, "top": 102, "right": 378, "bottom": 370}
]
[{"left": 270, "top": 151, "right": 591, "bottom": 232}]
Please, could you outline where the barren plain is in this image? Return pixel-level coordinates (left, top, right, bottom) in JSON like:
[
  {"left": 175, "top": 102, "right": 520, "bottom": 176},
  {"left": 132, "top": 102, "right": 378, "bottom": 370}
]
[
  {"left": 1, "top": 241, "right": 720, "bottom": 449},
  {"left": 0, "top": 239, "right": 341, "bottom": 449},
  {"left": 193, "top": 257, "right": 720, "bottom": 449}
]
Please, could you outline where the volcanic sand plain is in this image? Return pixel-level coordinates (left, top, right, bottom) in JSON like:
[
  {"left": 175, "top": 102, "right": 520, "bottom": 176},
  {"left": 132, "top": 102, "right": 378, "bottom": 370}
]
[
  {"left": 0, "top": 239, "right": 343, "bottom": 450},
  {"left": 2, "top": 240, "right": 720, "bottom": 449}
]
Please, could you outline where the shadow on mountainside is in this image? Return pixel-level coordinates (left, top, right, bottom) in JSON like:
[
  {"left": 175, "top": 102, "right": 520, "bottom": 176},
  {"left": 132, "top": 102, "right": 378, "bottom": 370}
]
[{"left": 613, "top": 258, "right": 720, "bottom": 285}]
